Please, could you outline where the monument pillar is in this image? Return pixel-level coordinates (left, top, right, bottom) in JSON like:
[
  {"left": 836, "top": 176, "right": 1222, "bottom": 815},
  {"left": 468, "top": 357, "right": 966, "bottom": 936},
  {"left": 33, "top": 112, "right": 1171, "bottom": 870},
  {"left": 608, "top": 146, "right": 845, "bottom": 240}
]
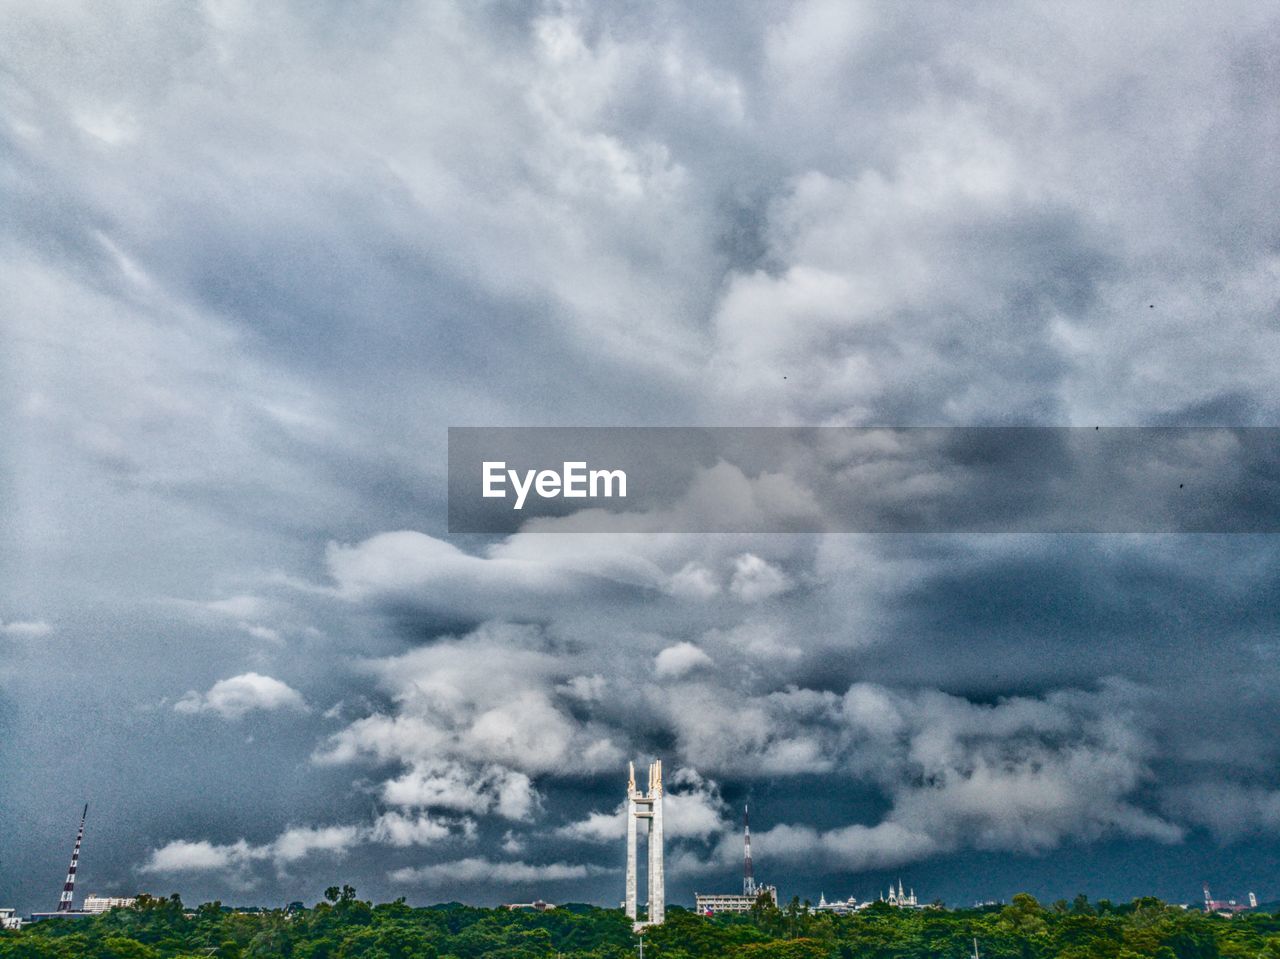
[
  {"left": 625, "top": 763, "right": 638, "bottom": 919},
  {"left": 624, "top": 759, "right": 664, "bottom": 927},
  {"left": 647, "top": 761, "right": 664, "bottom": 924}
]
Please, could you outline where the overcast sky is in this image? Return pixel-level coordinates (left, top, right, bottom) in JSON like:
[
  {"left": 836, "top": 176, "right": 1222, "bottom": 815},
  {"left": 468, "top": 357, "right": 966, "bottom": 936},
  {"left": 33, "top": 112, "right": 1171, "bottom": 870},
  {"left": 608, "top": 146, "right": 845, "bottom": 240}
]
[{"left": 2, "top": 0, "right": 1279, "bottom": 915}]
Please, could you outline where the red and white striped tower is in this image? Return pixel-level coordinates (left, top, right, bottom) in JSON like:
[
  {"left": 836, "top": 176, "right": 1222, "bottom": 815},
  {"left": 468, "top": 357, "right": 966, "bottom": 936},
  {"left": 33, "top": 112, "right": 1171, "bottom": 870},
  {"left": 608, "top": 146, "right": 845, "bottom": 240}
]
[
  {"left": 56, "top": 804, "right": 88, "bottom": 912},
  {"left": 743, "top": 805, "right": 756, "bottom": 898}
]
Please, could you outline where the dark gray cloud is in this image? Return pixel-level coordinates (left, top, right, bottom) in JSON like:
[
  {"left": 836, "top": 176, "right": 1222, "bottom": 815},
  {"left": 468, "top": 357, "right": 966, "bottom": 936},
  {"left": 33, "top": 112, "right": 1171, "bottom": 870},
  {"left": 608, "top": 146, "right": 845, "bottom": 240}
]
[{"left": 2, "top": 0, "right": 1279, "bottom": 915}]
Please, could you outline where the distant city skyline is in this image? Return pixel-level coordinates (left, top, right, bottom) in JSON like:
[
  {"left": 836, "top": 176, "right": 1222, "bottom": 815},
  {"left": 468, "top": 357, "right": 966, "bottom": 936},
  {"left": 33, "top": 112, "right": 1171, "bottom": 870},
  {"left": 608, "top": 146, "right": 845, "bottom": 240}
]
[{"left": 4, "top": 790, "right": 1270, "bottom": 918}]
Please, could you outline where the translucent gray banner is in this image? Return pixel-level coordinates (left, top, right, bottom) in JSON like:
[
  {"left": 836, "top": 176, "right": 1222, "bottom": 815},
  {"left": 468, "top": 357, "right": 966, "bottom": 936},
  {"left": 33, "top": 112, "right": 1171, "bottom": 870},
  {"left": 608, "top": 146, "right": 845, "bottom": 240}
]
[{"left": 447, "top": 427, "right": 1280, "bottom": 534}]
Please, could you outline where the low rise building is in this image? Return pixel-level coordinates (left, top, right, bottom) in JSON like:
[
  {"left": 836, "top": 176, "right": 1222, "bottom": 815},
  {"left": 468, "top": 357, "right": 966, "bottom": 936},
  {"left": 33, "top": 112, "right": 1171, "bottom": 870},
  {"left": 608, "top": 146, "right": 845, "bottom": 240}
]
[
  {"left": 814, "top": 894, "right": 858, "bottom": 915},
  {"left": 1, "top": 907, "right": 22, "bottom": 930},
  {"left": 83, "top": 895, "right": 138, "bottom": 914},
  {"left": 696, "top": 806, "right": 779, "bottom": 916},
  {"left": 695, "top": 887, "right": 778, "bottom": 915}
]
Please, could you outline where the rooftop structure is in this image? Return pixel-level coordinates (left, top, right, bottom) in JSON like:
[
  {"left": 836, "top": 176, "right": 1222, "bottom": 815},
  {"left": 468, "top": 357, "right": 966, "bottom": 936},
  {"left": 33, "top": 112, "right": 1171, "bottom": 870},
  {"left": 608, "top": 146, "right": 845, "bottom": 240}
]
[
  {"left": 502, "top": 900, "right": 556, "bottom": 912},
  {"left": 84, "top": 895, "right": 138, "bottom": 914},
  {"left": 0, "top": 908, "right": 21, "bottom": 930},
  {"left": 815, "top": 894, "right": 859, "bottom": 915},
  {"left": 695, "top": 888, "right": 779, "bottom": 915}
]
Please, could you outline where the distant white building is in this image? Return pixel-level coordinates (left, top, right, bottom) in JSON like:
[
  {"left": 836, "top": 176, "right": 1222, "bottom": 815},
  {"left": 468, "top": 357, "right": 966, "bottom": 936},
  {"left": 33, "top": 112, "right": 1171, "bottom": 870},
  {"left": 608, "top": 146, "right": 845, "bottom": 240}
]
[
  {"left": 83, "top": 895, "right": 137, "bottom": 914},
  {"left": 881, "top": 880, "right": 919, "bottom": 908},
  {"left": 815, "top": 893, "right": 858, "bottom": 915},
  {"left": 695, "top": 887, "right": 778, "bottom": 915},
  {"left": 501, "top": 900, "right": 555, "bottom": 912},
  {"left": 815, "top": 883, "right": 926, "bottom": 914},
  {"left": 1, "top": 907, "right": 21, "bottom": 930}
]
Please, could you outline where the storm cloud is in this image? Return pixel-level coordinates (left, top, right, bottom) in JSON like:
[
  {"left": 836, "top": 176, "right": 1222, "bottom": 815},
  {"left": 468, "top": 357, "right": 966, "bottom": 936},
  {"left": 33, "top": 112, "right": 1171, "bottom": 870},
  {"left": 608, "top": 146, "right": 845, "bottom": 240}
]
[{"left": 2, "top": 0, "right": 1278, "bottom": 913}]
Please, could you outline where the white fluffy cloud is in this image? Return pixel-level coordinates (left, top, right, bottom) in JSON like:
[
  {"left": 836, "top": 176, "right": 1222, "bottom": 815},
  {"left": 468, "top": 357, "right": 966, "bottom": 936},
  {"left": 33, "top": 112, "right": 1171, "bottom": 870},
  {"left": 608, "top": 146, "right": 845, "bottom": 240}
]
[
  {"left": 552, "top": 678, "right": 1187, "bottom": 877},
  {"left": 142, "top": 839, "right": 246, "bottom": 874},
  {"left": 667, "top": 562, "right": 720, "bottom": 599},
  {"left": 142, "top": 815, "right": 466, "bottom": 881},
  {"left": 326, "top": 532, "right": 577, "bottom": 605},
  {"left": 735, "top": 682, "right": 1184, "bottom": 872},
  {"left": 321, "top": 492, "right": 816, "bottom": 617},
  {"left": 654, "top": 641, "right": 713, "bottom": 679},
  {"left": 315, "top": 626, "right": 623, "bottom": 776},
  {"left": 174, "top": 672, "right": 307, "bottom": 720},
  {"left": 141, "top": 825, "right": 361, "bottom": 877},
  {"left": 378, "top": 761, "right": 540, "bottom": 822},
  {"left": 657, "top": 683, "right": 837, "bottom": 776},
  {"left": 728, "top": 554, "right": 792, "bottom": 602},
  {"left": 369, "top": 811, "right": 461, "bottom": 848}
]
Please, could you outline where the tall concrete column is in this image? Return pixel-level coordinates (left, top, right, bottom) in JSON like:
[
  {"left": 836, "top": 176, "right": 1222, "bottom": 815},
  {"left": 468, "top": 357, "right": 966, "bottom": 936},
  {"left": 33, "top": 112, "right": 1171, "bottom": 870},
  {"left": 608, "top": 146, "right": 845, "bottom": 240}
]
[
  {"left": 624, "top": 759, "right": 665, "bottom": 928},
  {"left": 648, "top": 786, "right": 664, "bottom": 924},
  {"left": 625, "top": 795, "right": 638, "bottom": 920}
]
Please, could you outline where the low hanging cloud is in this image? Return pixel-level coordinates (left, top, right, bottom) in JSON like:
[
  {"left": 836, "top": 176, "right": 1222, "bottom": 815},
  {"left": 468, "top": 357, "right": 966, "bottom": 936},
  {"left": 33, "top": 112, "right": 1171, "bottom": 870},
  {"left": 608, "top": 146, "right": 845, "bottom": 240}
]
[
  {"left": 141, "top": 825, "right": 362, "bottom": 878},
  {"left": 326, "top": 531, "right": 576, "bottom": 604},
  {"left": 655, "top": 682, "right": 838, "bottom": 777},
  {"left": 540, "top": 678, "right": 1189, "bottom": 878},
  {"left": 388, "top": 857, "right": 604, "bottom": 886},
  {"left": 174, "top": 672, "right": 307, "bottom": 720},
  {"left": 1161, "top": 782, "right": 1280, "bottom": 842},
  {"left": 0, "top": 619, "right": 52, "bottom": 637},
  {"left": 378, "top": 760, "right": 540, "bottom": 822},
  {"left": 315, "top": 624, "right": 624, "bottom": 778},
  {"left": 142, "top": 813, "right": 467, "bottom": 882},
  {"left": 309, "top": 547, "right": 1196, "bottom": 879},
  {"left": 732, "top": 682, "right": 1185, "bottom": 873},
  {"left": 318, "top": 482, "right": 823, "bottom": 624},
  {"left": 142, "top": 839, "right": 248, "bottom": 874},
  {"left": 370, "top": 811, "right": 465, "bottom": 848},
  {"left": 745, "top": 821, "right": 940, "bottom": 874}
]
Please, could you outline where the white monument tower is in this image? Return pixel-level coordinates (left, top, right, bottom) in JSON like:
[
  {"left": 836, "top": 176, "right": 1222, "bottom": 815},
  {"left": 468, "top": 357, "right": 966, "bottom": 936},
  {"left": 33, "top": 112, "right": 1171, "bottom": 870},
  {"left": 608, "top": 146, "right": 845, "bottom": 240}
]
[{"left": 625, "top": 760, "right": 664, "bottom": 927}]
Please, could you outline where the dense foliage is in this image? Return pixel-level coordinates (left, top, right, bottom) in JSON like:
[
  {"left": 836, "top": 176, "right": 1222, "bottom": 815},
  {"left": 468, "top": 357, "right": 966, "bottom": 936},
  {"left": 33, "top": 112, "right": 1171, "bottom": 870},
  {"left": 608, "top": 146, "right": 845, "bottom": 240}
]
[{"left": 4, "top": 888, "right": 1280, "bottom": 959}]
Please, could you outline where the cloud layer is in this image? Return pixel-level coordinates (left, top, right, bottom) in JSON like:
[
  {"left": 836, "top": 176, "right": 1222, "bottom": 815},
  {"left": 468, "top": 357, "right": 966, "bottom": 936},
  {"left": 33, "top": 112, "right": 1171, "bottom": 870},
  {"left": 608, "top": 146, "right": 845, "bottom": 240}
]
[{"left": 1, "top": 0, "right": 1278, "bottom": 913}]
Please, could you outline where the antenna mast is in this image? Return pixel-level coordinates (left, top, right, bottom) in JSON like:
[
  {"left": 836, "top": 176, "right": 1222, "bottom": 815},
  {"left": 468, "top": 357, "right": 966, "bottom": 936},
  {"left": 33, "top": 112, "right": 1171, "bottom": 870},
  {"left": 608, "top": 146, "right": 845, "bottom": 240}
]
[
  {"left": 743, "top": 805, "right": 756, "bottom": 897},
  {"left": 56, "top": 804, "right": 88, "bottom": 912}
]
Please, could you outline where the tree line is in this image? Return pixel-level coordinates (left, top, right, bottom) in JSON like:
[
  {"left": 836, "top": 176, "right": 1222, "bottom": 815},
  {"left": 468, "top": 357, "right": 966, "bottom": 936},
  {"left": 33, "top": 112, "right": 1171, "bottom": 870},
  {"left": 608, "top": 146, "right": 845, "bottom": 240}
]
[{"left": 3, "top": 886, "right": 1279, "bottom": 959}]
